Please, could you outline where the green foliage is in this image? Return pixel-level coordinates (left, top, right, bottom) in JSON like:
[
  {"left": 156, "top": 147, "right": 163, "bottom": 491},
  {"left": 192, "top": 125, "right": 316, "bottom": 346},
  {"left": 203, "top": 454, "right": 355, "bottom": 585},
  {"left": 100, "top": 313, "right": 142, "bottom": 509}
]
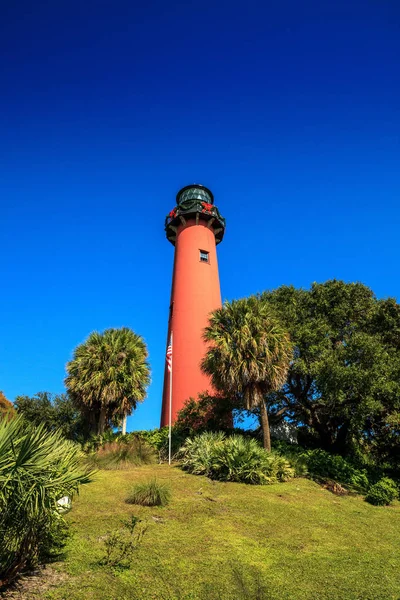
[
  {"left": 65, "top": 327, "right": 151, "bottom": 435},
  {"left": 0, "top": 416, "right": 93, "bottom": 588},
  {"left": 202, "top": 296, "right": 293, "bottom": 450},
  {"left": 272, "top": 440, "right": 309, "bottom": 477},
  {"left": 86, "top": 438, "right": 156, "bottom": 470},
  {"left": 365, "top": 477, "right": 398, "bottom": 506},
  {"left": 14, "top": 392, "right": 88, "bottom": 441},
  {"left": 262, "top": 280, "right": 400, "bottom": 469},
  {"left": 135, "top": 427, "right": 171, "bottom": 450},
  {"left": 273, "top": 441, "right": 370, "bottom": 492},
  {"left": 126, "top": 478, "right": 171, "bottom": 506},
  {"left": 133, "top": 427, "right": 187, "bottom": 462},
  {"left": 175, "top": 393, "right": 234, "bottom": 436},
  {"left": 303, "top": 448, "right": 370, "bottom": 492},
  {"left": 179, "top": 432, "right": 294, "bottom": 484},
  {"left": 101, "top": 515, "right": 147, "bottom": 569}
]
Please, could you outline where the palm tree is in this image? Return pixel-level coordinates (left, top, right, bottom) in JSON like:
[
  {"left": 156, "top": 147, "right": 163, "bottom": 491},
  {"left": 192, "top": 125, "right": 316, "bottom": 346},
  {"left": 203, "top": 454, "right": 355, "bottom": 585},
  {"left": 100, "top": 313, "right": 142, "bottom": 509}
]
[
  {"left": 65, "top": 328, "right": 150, "bottom": 435},
  {"left": 201, "top": 297, "right": 292, "bottom": 451}
]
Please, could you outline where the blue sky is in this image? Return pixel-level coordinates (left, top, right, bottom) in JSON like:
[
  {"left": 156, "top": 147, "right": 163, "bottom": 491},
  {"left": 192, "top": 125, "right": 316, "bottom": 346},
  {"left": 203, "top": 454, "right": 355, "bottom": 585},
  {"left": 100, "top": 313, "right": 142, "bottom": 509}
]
[{"left": 1, "top": 0, "right": 399, "bottom": 430}]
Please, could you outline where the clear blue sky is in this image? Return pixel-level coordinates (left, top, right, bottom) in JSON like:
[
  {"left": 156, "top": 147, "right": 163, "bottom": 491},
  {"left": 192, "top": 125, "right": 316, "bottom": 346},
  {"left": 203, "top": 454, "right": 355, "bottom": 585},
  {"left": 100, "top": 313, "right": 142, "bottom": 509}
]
[{"left": 1, "top": 0, "right": 399, "bottom": 430}]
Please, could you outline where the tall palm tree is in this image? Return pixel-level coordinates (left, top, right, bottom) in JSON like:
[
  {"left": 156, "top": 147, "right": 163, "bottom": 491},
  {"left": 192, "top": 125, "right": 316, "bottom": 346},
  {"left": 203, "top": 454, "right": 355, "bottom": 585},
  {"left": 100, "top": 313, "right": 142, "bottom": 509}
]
[
  {"left": 65, "top": 328, "right": 150, "bottom": 435},
  {"left": 201, "top": 297, "right": 292, "bottom": 451}
]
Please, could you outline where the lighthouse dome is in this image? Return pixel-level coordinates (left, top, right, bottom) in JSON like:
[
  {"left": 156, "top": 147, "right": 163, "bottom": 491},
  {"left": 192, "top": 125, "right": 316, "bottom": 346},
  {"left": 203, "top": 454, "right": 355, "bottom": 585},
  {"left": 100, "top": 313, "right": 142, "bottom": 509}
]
[{"left": 176, "top": 184, "right": 214, "bottom": 206}]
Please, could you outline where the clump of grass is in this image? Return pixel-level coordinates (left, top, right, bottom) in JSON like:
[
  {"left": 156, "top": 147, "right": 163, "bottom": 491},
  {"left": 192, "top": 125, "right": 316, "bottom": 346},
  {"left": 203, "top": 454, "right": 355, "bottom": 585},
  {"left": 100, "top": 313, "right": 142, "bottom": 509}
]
[
  {"left": 125, "top": 479, "right": 171, "bottom": 506},
  {"left": 87, "top": 438, "right": 156, "bottom": 470}
]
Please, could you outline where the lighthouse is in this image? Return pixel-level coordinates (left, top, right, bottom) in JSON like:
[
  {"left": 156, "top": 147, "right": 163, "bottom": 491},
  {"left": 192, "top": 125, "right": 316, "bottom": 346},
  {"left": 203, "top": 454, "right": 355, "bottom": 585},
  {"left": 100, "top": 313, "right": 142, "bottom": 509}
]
[{"left": 160, "top": 184, "right": 226, "bottom": 427}]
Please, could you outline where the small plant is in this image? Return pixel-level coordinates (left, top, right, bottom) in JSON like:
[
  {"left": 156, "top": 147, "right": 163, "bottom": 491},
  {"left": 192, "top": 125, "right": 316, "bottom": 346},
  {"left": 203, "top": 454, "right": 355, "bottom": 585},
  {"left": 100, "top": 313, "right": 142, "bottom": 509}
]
[
  {"left": 126, "top": 479, "right": 171, "bottom": 507},
  {"left": 102, "top": 515, "right": 147, "bottom": 568},
  {"left": 365, "top": 478, "right": 398, "bottom": 506}
]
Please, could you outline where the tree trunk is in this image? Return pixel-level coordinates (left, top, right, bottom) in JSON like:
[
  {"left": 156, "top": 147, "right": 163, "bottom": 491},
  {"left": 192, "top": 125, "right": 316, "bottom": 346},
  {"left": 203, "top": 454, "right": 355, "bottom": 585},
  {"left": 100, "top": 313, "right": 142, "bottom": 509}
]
[
  {"left": 260, "top": 400, "right": 271, "bottom": 452},
  {"left": 122, "top": 413, "right": 127, "bottom": 436},
  {"left": 88, "top": 410, "right": 97, "bottom": 435},
  {"left": 97, "top": 405, "right": 107, "bottom": 435}
]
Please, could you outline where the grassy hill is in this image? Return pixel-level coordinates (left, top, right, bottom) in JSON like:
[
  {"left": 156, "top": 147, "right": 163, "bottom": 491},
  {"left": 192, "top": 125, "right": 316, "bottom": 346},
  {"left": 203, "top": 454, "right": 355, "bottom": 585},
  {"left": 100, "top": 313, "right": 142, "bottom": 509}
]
[{"left": 19, "top": 464, "right": 400, "bottom": 600}]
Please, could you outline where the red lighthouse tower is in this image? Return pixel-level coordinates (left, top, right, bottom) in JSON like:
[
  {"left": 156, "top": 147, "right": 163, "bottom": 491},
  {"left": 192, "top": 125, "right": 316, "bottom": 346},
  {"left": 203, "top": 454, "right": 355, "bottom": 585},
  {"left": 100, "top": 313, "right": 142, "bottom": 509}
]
[{"left": 160, "top": 184, "right": 226, "bottom": 427}]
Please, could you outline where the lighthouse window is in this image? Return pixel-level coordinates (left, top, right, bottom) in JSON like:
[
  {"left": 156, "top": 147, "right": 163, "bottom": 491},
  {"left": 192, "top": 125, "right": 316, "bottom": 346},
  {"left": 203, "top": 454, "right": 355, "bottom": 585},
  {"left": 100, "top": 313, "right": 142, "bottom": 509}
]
[{"left": 200, "top": 250, "right": 209, "bottom": 263}]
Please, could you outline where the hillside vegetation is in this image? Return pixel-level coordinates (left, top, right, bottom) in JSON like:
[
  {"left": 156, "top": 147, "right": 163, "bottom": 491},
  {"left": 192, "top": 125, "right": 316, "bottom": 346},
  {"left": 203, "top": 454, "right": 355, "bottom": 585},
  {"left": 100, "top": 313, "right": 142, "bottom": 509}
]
[{"left": 17, "top": 464, "right": 400, "bottom": 600}]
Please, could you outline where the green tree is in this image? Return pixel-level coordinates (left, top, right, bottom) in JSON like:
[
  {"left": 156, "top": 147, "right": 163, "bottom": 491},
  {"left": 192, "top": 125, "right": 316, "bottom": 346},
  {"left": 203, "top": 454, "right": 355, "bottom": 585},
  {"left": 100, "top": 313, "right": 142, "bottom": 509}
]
[
  {"left": 65, "top": 328, "right": 150, "bottom": 435},
  {"left": 202, "top": 297, "right": 292, "bottom": 451},
  {"left": 14, "top": 392, "right": 87, "bottom": 441},
  {"left": 262, "top": 280, "right": 400, "bottom": 463}
]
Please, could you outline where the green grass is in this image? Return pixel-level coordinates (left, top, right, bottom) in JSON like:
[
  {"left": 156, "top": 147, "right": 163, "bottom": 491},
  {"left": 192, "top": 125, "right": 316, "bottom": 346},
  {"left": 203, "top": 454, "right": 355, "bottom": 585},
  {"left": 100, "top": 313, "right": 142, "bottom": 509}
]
[
  {"left": 126, "top": 478, "right": 171, "bottom": 507},
  {"left": 31, "top": 464, "right": 400, "bottom": 600}
]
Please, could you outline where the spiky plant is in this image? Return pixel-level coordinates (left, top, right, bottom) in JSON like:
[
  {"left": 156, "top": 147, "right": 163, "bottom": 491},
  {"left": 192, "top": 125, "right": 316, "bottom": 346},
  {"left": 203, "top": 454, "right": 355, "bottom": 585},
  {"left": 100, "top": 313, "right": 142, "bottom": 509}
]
[
  {"left": 178, "top": 431, "right": 226, "bottom": 475},
  {"left": 0, "top": 416, "right": 93, "bottom": 588},
  {"left": 202, "top": 297, "right": 292, "bottom": 451},
  {"left": 65, "top": 327, "right": 151, "bottom": 435},
  {"left": 178, "top": 432, "right": 294, "bottom": 484}
]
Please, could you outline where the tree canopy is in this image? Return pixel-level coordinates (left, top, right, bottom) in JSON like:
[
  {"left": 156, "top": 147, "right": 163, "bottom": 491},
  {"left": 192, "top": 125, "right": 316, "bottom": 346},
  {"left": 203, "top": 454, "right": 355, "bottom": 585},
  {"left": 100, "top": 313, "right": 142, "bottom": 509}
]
[
  {"left": 202, "top": 297, "right": 293, "bottom": 450},
  {"left": 14, "top": 392, "right": 86, "bottom": 441},
  {"left": 261, "top": 280, "right": 400, "bottom": 466},
  {"left": 65, "top": 327, "right": 150, "bottom": 435}
]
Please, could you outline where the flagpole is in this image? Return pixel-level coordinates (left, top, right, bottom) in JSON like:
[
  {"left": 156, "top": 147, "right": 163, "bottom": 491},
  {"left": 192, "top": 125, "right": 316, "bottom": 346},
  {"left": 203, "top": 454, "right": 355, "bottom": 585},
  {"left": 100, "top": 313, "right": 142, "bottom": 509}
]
[{"left": 168, "top": 332, "right": 173, "bottom": 466}]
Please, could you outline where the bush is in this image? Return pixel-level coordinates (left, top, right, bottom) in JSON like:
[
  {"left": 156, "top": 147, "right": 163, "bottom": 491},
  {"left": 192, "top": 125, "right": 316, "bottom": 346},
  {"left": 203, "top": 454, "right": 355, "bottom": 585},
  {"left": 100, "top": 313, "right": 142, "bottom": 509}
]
[
  {"left": 179, "top": 432, "right": 294, "bottom": 485},
  {"left": 272, "top": 440, "right": 309, "bottom": 477},
  {"left": 126, "top": 479, "right": 171, "bottom": 506},
  {"left": 302, "top": 449, "right": 370, "bottom": 492},
  {"left": 0, "top": 416, "right": 92, "bottom": 589},
  {"left": 133, "top": 427, "right": 186, "bottom": 461},
  {"left": 174, "top": 394, "right": 234, "bottom": 436},
  {"left": 365, "top": 478, "right": 398, "bottom": 506},
  {"left": 86, "top": 437, "right": 156, "bottom": 470}
]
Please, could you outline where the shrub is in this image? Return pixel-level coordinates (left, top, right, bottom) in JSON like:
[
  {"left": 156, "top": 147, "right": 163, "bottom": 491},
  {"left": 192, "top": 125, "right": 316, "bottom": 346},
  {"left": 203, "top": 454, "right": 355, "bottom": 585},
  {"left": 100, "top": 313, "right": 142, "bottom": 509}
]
[
  {"left": 365, "top": 478, "right": 398, "bottom": 506},
  {"left": 0, "top": 416, "right": 92, "bottom": 589},
  {"left": 272, "top": 440, "right": 309, "bottom": 477},
  {"left": 179, "top": 432, "right": 294, "bottom": 485},
  {"left": 133, "top": 427, "right": 186, "bottom": 462},
  {"left": 126, "top": 479, "right": 171, "bottom": 506},
  {"left": 174, "top": 393, "right": 234, "bottom": 436},
  {"left": 86, "top": 437, "right": 156, "bottom": 470},
  {"left": 302, "top": 448, "right": 370, "bottom": 492}
]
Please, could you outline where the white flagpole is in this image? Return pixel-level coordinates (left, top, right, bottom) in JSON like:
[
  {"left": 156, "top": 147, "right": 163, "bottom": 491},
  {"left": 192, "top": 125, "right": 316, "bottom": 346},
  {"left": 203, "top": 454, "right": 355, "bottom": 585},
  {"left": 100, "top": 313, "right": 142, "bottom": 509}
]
[{"left": 168, "top": 332, "right": 173, "bottom": 466}]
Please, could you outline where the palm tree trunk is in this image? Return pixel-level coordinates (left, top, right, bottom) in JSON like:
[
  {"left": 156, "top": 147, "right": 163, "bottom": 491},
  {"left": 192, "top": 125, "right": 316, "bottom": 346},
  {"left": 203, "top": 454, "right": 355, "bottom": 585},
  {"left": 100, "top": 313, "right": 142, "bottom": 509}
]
[
  {"left": 260, "top": 400, "right": 271, "bottom": 452},
  {"left": 122, "top": 413, "right": 127, "bottom": 435},
  {"left": 97, "top": 406, "right": 107, "bottom": 435},
  {"left": 88, "top": 410, "right": 97, "bottom": 435}
]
